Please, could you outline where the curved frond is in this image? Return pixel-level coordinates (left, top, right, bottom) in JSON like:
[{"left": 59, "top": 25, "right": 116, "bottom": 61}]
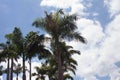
[
  {"left": 62, "top": 31, "right": 87, "bottom": 43},
  {"left": 32, "top": 18, "right": 46, "bottom": 29},
  {"left": 64, "top": 74, "right": 73, "bottom": 80}
]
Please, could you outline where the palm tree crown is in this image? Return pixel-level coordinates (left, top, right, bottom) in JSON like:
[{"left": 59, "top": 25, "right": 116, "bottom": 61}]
[{"left": 33, "top": 10, "right": 86, "bottom": 80}]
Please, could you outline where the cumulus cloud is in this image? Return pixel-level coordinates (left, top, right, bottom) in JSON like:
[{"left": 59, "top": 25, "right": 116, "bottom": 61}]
[
  {"left": 76, "top": 18, "right": 105, "bottom": 47},
  {"left": 73, "top": 14, "right": 120, "bottom": 80},
  {"left": 40, "top": 0, "right": 86, "bottom": 16},
  {"left": 104, "top": 0, "right": 120, "bottom": 17}
]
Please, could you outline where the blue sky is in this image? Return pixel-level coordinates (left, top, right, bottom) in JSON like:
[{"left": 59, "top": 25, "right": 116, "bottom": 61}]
[
  {"left": 0, "top": 0, "right": 46, "bottom": 42},
  {"left": 0, "top": 0, "right": 120, "bottom": 80}
]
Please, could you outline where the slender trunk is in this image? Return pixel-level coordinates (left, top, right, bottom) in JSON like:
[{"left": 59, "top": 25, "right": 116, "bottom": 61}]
[
  {"left": 7, "top": 58, "right": 10, "bottom": 80},
  {"left": 55, "top": 39, "right": 63, "bottom": 80},
  {"left": 10, "top": 58, "right": 13, "bottom": 80},
  {"left": 22, "top": 53, "right": 26, "bottom": 80},
  {"left": 29, "top": 59, "right": 31, "bottom": 80},
  {"left": 16, "top": 73, "right": 18, "bottom": 80},
  {"left": 57, "top": 52, "right": 63, "bottom": 80}
]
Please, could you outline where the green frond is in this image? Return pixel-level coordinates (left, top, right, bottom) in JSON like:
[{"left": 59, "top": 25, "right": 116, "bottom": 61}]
[
  {"left": 69, "top": 50, "right": 81, "bottom": 55},
  {"left": 62, "top": 31, "right": 86, "bottom": 43},
  {"left": 64, "top": 74, "right": 73, "bottom": 80},
  {"left": 67, "top": 67, "right": 76, "bottom": 75},
  {"left": 32, "top": 18, "right": 46, "bottom": 29},
  {"left": 69, "top": 58, "right": 78, "bottom": 65}
]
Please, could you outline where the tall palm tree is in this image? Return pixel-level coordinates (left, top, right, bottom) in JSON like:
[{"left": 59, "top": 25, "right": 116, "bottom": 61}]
[
  {"left": 25, "top": 31, "right": 40, "bottom": 80},
  {"left": 25, "top": 31, "right": 51, "bottom": 80},
  {"left": 0, "top": 39, "right": 14, "bottom": 80},
  {"left": 11, "top": 27, "right": 26, "bottom": 80},
  {"left": 0, "top": 27, "right": 25, "bottom": 80},
  {"left": 25, "top": 32, "right": 36, "bottom": 80},
  {"left": 32, "top": 10, "right": 86, "bottom": 80},
  {"left": 5, "top": 27, "right": 26, "bottom": 80},
  {"left": 0, "top": 38, "right": 14, "bottom": 80},
  {"left": 5, "top": 33, "right": 19, "bottom": 80}
]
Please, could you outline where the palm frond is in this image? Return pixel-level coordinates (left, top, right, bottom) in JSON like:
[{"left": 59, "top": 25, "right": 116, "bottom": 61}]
[
  {"left": 32, "top": 18, "right": 46, "bottom": 29},
  {"left": 62, "top": 31, "right": 86, "bottom": 43},
  {"left": 64, "top": 74, "right": 73, "bottom": 80},
  {"left": 69, "top": 50, "right": 81, "bottom": 55}
]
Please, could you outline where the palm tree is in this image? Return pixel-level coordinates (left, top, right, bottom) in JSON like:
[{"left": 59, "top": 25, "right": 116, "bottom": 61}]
[
  {"left": 32, "top": 9, "right": 86, "bottom": 80},
  {"left": 0, "top": 39, "right": 14, "bottom": 80},
  {"left": 0, "top": 39, "right": 13, "bottom": 80},
  {"left": 25, "top": 31, "right": 51, "bottom": 80},
  {"left": 25, "top": 31, "right": 39, "bottom": 80},
  {"left": 0, "top": 27, "right": 25, "bottom": 80},
  {"left": 11, "top": 27, "right": 26, "bottom": 80},
  {"left": 6, "top": 33, "right": 20, "bottom": 80}
]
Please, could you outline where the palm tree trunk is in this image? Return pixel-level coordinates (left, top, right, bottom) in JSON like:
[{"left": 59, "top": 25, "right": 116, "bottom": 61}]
[
  {"left": 23, "top": 53, "right": 26, "bottom": 80},
  {"left": 10, "top": 58, "right": 13, "bottom": 80},
  {"left": 29, "top": 59, "right": 31, "bottom": 80},
  {"left": 16, "top": 73, "right": 18, "bottom": 80},
  {"left": 7, "top": 58, "right": 10, "bottom": 80},
  {"left": 55, "top": 39, "right": 64, "bottom": 80},
  {"left": 57, "top": 52, "right": 63, "bottom": 80}
]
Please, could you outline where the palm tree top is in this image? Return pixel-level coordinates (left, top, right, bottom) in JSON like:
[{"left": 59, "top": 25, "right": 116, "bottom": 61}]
[{"left": 32, "top": 9, "right": 86, "bottom": 43}]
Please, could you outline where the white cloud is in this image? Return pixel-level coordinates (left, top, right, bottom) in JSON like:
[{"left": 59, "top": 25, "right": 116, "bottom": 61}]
[
  {"left": 104, "top": 0, "right": 120, "bottom": 17},
  {"left": 76, "top": 18, "right": 105, "bottom": 47},
  {"left": 84, "top": 75, "right": 98, "bottom": 80},
  {"left": 71, "top": 14, "right": 120, "bottom": 80},
  {"left": 41, "top": 0, "right": 76, "bottom": 8},
  {"left": 40, "top": 0, "right": 86, "bottom": 16},
  {"left": 0, "top": 76, "right": 3, "bottom": 80},
  {"left": 93, "top": 13, "right": 99, "bottom": 16}
]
